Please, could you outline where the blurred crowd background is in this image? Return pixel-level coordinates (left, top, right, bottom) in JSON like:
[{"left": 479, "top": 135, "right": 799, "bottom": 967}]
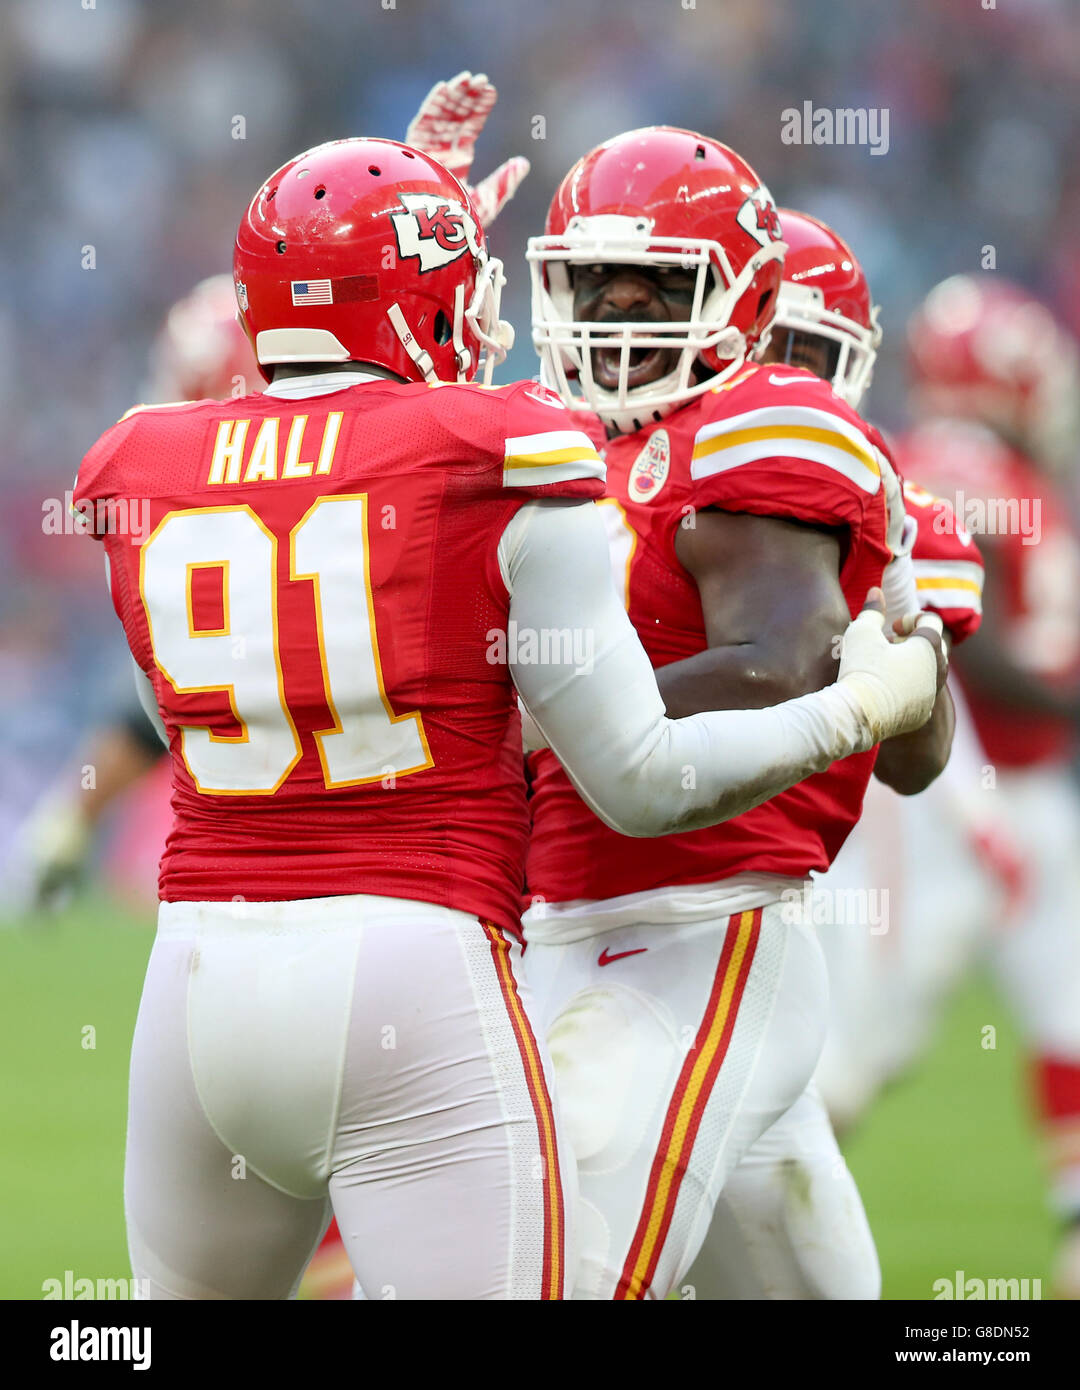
[{"left": 3, "top": 0, "right": 1078, "bottom": 867}]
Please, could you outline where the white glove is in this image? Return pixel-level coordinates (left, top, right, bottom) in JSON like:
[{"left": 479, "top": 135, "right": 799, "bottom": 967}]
[
  {"left": 405, "top": 70, "right": 530, "bottom": 228},
  {"left": 837, "top": 604, "right": 944, "bottom": 744}
]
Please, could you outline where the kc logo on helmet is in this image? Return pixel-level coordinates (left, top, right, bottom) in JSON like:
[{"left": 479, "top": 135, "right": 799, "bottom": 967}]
[
  {"left": 391, "top": 193, "right": 482, "bottom": 273},
  {"left": 736, "top": 185, "right": 782, "bottom": 247}
]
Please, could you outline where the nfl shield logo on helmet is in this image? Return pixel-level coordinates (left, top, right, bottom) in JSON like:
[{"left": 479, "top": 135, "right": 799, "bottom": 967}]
[
  {"left": 234, "top": 279, "right": 248, "bottom": 312},
  {"left": 628, "top": 429, "right": 670, "bottom": 503},
  {"left": 391, "top": 193, "right": 482, "bottom": 273}
]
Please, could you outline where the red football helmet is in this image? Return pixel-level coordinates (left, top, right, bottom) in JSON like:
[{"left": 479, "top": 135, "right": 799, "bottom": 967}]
[
  {"left": 907, "top": 275, "right": 1080, "bottom": 475},
  {"left": 528, "top": 127, "right": 786, "bottom": 432},
  {"left": 761, "top": 210, "right": 881, "bottom": 410},
  {"left": 147, "top": 274, "right": 261, "bottom": 402},
  {"left": 234, "top": 137, "right": 513, "bottom": 386}
]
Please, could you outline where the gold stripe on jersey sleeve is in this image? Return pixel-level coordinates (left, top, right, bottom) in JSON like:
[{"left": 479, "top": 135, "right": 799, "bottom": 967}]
[
  {"left": 691, "top": 423, "right": 880, "bottom": 481},
  {"left": 915, "top": 576, "right": 983, "bottom": 594},
  {"left": 504, "top": 446, "right": 602, "bottom": 470},
  {"left": 502, "top": 431, "right": 605, "bottom": 489}
]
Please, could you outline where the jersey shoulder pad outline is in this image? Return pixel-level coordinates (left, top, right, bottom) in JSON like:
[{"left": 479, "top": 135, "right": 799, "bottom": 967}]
[
  {"left": 501, "top": 424, "right": 605, "bottom": 490},
  {"left": 119, "top": 399, "right": 198, "bottom": 422},
  {"left": 691, "top": 366, "right": 881, "bottom": 496},
  {"left": 501, "top": 380, "right": 604, "bottom": 489}
]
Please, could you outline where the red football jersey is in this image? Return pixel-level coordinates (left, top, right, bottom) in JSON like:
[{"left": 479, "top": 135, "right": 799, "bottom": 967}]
[
  {"left": 73, "top": 375, "right": 604, "bottom": 931},
  {"left": 894, "top": 420, "right": 1079, "bottom": 767},
  {"left": 526, "top": 363, "right": 892, "bottom": 904}
]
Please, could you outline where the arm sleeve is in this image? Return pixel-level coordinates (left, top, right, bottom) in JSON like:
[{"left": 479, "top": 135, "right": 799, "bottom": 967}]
[
  {"left": 881, "top": 518, "right": 919, "bottom": 624},
  {"left": 499, "top": 499, "right": 876, "bottom": 837},
  {"left": 114, "top": 550, "right": 168, "bottom": 756}
]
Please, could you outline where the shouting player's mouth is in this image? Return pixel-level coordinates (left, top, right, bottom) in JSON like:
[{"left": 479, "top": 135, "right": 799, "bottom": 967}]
[
  {"left": 591, "top": 341, "right": 675, "bottom": 391},
  {"left": 572, "top": 263, "right": 696, "bottom": 394}
]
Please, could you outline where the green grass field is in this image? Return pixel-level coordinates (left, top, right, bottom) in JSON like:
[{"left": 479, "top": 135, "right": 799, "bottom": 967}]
[
  {"left": 0, "top": 896, "right": 1059, "bottom": 1299},
  {"left": 844, "top": 964, "right": 1057, "bottom": 1298}
]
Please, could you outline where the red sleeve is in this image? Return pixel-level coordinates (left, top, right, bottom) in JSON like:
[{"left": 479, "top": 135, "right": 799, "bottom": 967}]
[
  {"left": 418, "top": 379, "right": 606, "bottom": 502},
  {"left": 904, "top": 480, "right": 984, "bottom": 645},
  {"left": 72, "top": 411, "right": 144, "bottom": 539},
  {"left": 687, "top": 367, "right": 885, "bottom": 542},
  {"left": 497, "top": 380, "right": 606, "bottom": 501}
]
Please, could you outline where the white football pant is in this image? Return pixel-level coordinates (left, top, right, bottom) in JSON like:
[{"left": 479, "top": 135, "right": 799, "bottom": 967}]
[
  {"left": 522, "top": 899, "right": 827, "bottom": 1299},
  {"left": 125, "top": 895, "right": 573, "bottom": 1299},
  {"left": 684, "top": 1080, "right": 880, "bottom": 1299}
]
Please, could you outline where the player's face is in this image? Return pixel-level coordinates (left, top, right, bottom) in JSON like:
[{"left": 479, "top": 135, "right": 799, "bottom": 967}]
[
  {"left": 759, "top": 327, "right": 838, "bottom": 381},
  {"left": 570, "top": 263, "right": 697, "bottom": 390}
]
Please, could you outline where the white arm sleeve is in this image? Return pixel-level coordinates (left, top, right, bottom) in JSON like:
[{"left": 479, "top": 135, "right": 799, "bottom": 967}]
[
  {"left": 107, "top": 551, "right": 169, "bottom": 749},
  {"left": 881, "top": 514, "right": 919, "bottom": 624},
  {"left": 132, "top": 658, "right": 169, "bottom": 748},
  {"left": 500, "top": 500, "right": 879, "bottom": 838}
]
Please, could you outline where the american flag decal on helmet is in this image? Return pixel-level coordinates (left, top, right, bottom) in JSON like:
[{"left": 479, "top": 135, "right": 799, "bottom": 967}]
[{"left": 291, "top": 279, "right": 334, "bottom": 306}]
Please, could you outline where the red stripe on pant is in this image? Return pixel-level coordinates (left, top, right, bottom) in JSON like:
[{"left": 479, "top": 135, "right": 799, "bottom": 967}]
[
  {"left": 483, "top": 921, "right": 566, "bottom": 1299},
  {"left": 616, "top": 908, "right": 762, "bottom": 1299}
]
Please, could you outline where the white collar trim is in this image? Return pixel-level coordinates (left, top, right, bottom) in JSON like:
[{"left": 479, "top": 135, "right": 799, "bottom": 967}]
[{"left": 263, "top": 371, "right": 384, "bottom": 399}]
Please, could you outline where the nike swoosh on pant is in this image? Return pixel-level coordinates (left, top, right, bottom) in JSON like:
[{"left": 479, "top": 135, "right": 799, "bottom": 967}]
[{"left": 597, "top": 947, "right": 649, "bottom": 966}]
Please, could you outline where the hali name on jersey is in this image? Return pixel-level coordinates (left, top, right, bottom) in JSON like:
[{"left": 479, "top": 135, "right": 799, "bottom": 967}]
[{"left": 206, "top": 411, "right": 344, "bottom": 485}]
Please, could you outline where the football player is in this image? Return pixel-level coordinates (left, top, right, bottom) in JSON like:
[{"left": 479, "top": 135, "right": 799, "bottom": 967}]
[
  {"left": 903, "top": 275, "right": 1080, "bottom": 1297},
  {"left": 697, "top": 260, "right": 1080, "bottom": 1300},
  {"left": 686, "top": 212, "right": 991, "bottom": 1299},
  {"left": 13, "top": 268, "right": 353, "bottom": 1295},
  {"left": 72, "top": 136, "right": 940, "bottom": 1299},
  {"left": 520, "top": 131, "right": 947, "bottom": 1299}
]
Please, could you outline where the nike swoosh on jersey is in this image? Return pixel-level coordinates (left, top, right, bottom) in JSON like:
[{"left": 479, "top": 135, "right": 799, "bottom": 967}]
[
  {"left": 767, "top": 374, "right": 811, "bottom": 386},
  {"left": 524, "top": 385, "right": 569, "bottom": 409},
  {"left": 597, "top": 946, "right": 649, "bottom": 966}
]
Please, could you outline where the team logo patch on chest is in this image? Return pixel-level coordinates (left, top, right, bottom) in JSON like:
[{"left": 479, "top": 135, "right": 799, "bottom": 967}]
[{"left": 627, "top": 429, "right": 671, "bottom": 503}]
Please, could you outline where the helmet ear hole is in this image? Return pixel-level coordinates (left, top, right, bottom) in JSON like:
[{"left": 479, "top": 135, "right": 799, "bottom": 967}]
[{"left": 433, "top": 311, "right": 453, "bottom": 346}]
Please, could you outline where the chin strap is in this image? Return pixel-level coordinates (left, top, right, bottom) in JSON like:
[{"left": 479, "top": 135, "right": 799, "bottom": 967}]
[
  {"left": 387, "top": 303, "right": 438, "bottom": 383},
  {"left": 451, "top": 283, "right": 472, "bottom": 381}
]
